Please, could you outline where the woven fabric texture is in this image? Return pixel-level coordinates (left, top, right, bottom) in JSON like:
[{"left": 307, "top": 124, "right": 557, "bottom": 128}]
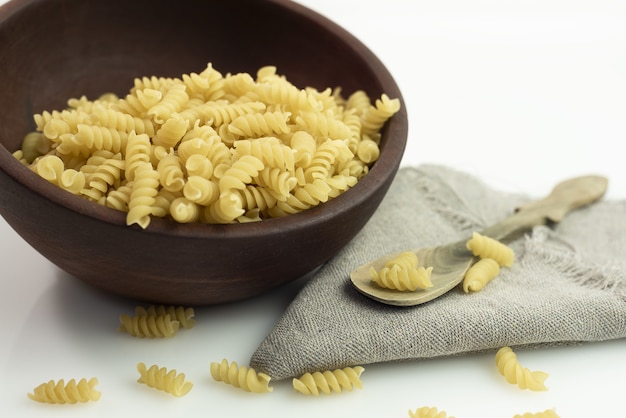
[{"left": 250, "top": 165, "right": 626, "bottom": 380}]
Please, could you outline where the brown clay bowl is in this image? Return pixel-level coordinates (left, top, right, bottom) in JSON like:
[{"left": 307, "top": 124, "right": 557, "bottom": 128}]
[{"left": 0, "top": 0, "right": 407, "bottom": 305}]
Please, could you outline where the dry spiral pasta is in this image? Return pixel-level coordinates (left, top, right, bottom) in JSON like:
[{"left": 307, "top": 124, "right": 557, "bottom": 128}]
[
  {"left": 209, "top": 359, "right": 272, "bottom": 393},
  {"left": 369, "top": 251, "right": 433, "bottom": 291},
  {"left": 136, "top": 362, "right": 193, "bottom": 397},
  {"left": 495, "top": 346, "right": 549, "bottom": 391},
  {"left": 292, "top": 366, "right": 364, "bottom": 396},
  {"left": 28, "top": 378, "right": 101, "bottom": 404},
  {"left": 118, "top": 313, "right": 180, "bottom": 338},
  {"left": 462, "top": 257, "right": 500, "bottom": 293},
  {"left": 17, "top": 62, "right": 400, "bottom": 228},
  {"left": 466, "top": 232, "right": 515, "bottom": 267},
  {"left": 408, "top": 406, "right": 454, "bottom": 418},
  {"left": 134, "top": 305, "right": 196, "bottom": 329},
  {"left": 513, "top": 409, "right": 559, "bottom": 418},
  {"left": 126, "top": 162, "right": 161, "bottom": 228}
]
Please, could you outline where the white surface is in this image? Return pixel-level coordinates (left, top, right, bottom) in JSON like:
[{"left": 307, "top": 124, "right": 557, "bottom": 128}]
[{"left": 1, "top": 0, "right": 625, "bottom": 416}]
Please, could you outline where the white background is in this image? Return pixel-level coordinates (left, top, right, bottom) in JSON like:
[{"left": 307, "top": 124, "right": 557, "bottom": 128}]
[{"left": 1, "top": 0, "right": 625, "bottom": 417}]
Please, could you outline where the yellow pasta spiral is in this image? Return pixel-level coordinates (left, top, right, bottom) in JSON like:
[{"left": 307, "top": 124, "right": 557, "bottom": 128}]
[
  {"left": 91, "top": 106, "right": 156, "bottom": 136},
  {"left": 295, "top": 110, "right": 353, "bottom": 140},
  {"left": 304, "top": 139, "right": 353, "bottom": 182},
  {"left": 32, "top": 154, "right": 65, "bottom": 185},
  {"left": 360, "top": 93, "right": 401, "bottom": 137},
  {"left": 126, "top": 162, "right": 160, "bottom": 229},
  {"left": 232, "top": 136, "right": 296, "bottom": 171},
  {"left": 227, "top": 111, "right": 291, "bottom": 138},
  {"left": 408, "top": 406, "right": 454, "bottom": 418},
  {"left": 169, "top": 197, "right": 201, "bottom": 223},
  {"left": 28, "top": 378, "right": 101, "bottom": 404},
  {"left": 513, "top": 409, "right": 560, "bottom": 418},
  {"left": 218, "top": 155, "right": 265, "bottom": 193},
  {"left": 153, "top": 115, "right": 189, "bottom": 149},
  {"left": 134, "top": 305, "right": 195, "bottom": 329},
  {"left": 255, "top": 167, "right": 297, "bottom": 199},
  {"left": 466, "top": 232, "right": 515, "bottom": 267},
  {"left": 495, "top": 347, "right": 548, "bottom": 391},
  {"left": 118, "top": 313, "right": 180, "bottom": 338},
  {"left": 81, "top": 154, "right": 125, "bottom": 201},
  {"left": 157, "top": 151, "right": 186, "bottom": 192},
  {"left": 147, "top": 83, "right": 189, "bottom": 124},
  {"left": 136, "top": 362, "right": 193, "bottom": 397},
  {"left": 369, "top": 251, "right": 433, "bottom": 291},
  {"left": 255, "top": 78, "right": 319, "bottom": 112},
  {"left": 462, "top": 257, "right": 500, "bottom": 293},
  {"left": 124, "top": 131, "right": 152, "bottom": 182},
  {"left": 202, "top": 100, "right": 267, "bottom": 127},
  {"left": 19, "top": 62, "right": 401, "bottom": 226},
  {"left": 210, "top": 359, "right": 273, "bottom": 393},
  {"left": 292, "top": 366, "right": 364, "bottom": 396}
]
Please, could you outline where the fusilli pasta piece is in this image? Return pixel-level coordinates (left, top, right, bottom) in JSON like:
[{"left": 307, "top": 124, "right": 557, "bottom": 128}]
[
  {"left": 183, "top": 176, "right": 219, "bottom": 206},
  {"left": 466, "top": 232, "right": 515, "bottom": 267},
  {"left": 126, "top": 162, "right": 160, "bottom": 229},
  {"left": 227, "top": 111, "right": 291, "bottom": 138},
  {"left": 204, "top": 191, "right": 245, "bottom": 223},
  {"left": 147, "top": 83, "right": 189, "bottom": 124},
  {"left": 124, "top": 131, "right": 152, "bottom": 182},
  {"left": 232, "top": 136, "right": 295, "bottom": 171},
  {"left": 28, "top": 378, "right": 101, "bottom": 404},
  {"left": 157, "top": 151, "right": 185, "bottom": 192},
  {"left": 292, "top": 366, "right": 364, "bottom": 396},
  {"left": 369, "top": 251, "right": 433, "bottom": 291},
  {"left": 136, "top": 362, "right": 193, "bottom": 397},
  {"left": 218, "top": 155, "right": 265, "bottom": 193},
  {"left": 209, "top": 359, "right": 272, "bottom": 393},
  {"left": 153, "top": 114, "right": 189, "bottom": 149},
  {"left": 462, "top": 257, "right": 500, "bottom": 292},
  {"left": 91, "top": 106, "right": 156, "bottom": 136},
  {"left": 134, "top": 305, "right": 195, "bottom": 329},
  {"left": 169, "top": 197, "right": 201, "bottom": 223},
  {"left": 32, "top": 154, "right": 64, "bottom": 185},
  {"left": 408, "top": 406, "right": 454, "bottom": 418},
  {"left": 360, "top": 93, "right": 401, "bottom": 137},
  {"left": 495, "top": 347, "right": 548, "bottom": 391},
  {"left": 513, "top": 409, "right": 559, "bottom": 418},
  {"left": 118, "top": 313, "right": 180, "bottom": 338}
]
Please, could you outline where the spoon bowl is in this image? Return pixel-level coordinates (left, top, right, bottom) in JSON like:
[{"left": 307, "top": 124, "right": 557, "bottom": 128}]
[{"left": 351, "top": 175, "right": 609, "bottom": 306}]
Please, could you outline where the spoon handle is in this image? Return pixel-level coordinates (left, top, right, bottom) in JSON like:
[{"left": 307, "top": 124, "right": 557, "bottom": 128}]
[{"left": 478, "top": 175, "right": 608, "bottom": 243}]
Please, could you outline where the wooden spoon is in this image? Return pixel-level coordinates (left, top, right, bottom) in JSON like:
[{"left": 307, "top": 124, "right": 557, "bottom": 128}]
[{"left": 350, "top": 175, "right": 608, "bottom": 306}]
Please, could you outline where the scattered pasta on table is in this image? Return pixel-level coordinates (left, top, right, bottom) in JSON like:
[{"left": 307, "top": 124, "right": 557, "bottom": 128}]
[
  {"left": 292, "top": 366, "right": 364, "bottom": 396},
  {"left": 512, "top": 409, "right": 560, "bottom": 418},
  {"left": 408, "top": 406, "right": 454, "bottom": 418},
  {"left": 28, "top": 378, "right": 101, "bottom": 404},
  {"left": 136, "top": 362, "right": 193, "bottom": 397},
  {"left": 209, "top": 359, "right": 273, "bottom": 393},
  {"left": 118, "top": 312, "right": 180, "bottom": 338},
  {"left": 496, "top": 346, "right": 549, "bottom": 391},
  {"left": 134, "top": 304, "right": 196, "bottom": 329}
]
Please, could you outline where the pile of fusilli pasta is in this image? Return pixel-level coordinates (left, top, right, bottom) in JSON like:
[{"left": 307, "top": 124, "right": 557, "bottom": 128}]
[{"left": 13, "top": 63, "right": 400, "bottom": 228}]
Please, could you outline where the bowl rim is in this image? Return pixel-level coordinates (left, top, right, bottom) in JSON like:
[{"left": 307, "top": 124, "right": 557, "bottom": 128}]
[{"left": 0, "top": 0, "right": 408, "bottom": 240}]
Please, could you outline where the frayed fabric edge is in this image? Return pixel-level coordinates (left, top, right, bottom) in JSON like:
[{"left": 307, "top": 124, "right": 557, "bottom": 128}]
[{"left": 525, "top": 227, "right": 626, "bottom": 301}]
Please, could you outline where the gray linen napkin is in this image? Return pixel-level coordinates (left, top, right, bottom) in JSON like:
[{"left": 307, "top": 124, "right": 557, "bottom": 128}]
[{"left": 250, "top": 165, "right": 626, "bottom": 380}]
